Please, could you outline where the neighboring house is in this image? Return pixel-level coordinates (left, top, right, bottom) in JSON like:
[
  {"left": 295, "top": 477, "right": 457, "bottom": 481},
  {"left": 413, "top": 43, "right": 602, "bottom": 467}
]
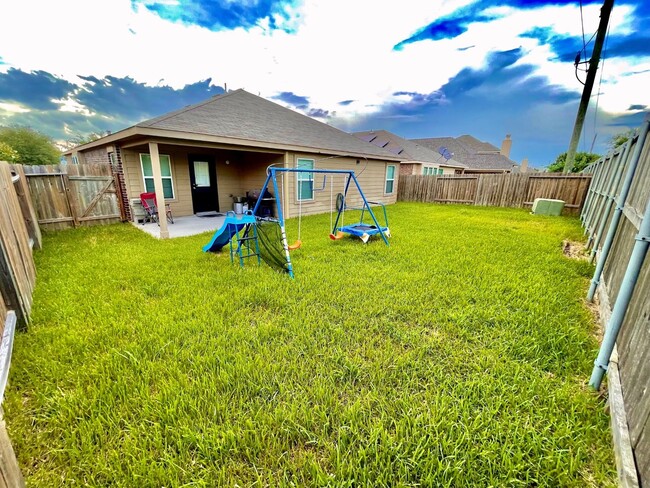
[
  {"left": 411, "top": 134, "right": 520, "bottom": 174},
  {"left": 63, "top": 90, "right": 402, "bottom": 236},
  {"left": 353, "top": 130, "right": 466, "bottom": 176}
]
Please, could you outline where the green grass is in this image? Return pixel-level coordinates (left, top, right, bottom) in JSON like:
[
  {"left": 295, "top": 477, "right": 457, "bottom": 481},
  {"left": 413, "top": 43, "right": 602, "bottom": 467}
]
[{"left": 5, "top": 203, "right": 615, "bottom": 486}]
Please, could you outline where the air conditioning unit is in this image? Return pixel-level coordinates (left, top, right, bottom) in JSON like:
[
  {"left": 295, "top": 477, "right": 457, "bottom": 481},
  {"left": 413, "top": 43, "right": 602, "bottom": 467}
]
[{"left": 531, "top": 198, "right": 565, "bottom": 216}]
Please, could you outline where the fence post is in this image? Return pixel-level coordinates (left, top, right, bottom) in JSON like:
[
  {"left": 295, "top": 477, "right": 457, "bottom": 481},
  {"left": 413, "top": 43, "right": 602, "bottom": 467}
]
[
  {"left": 61, "top": 171, "right": 78, "bottom": 228},
  {"left": 10, "top": 165, "right": 42, "bottom": 250}
]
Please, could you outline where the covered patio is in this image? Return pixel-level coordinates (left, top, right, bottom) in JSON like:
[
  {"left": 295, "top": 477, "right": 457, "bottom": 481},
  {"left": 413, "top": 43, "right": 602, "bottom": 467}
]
[{"left": 133, "top": 212, "right": 228, "bottom": 239}]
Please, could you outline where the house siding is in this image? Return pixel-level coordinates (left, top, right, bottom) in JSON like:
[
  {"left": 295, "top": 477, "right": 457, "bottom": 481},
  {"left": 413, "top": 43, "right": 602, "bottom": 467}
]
[
  {"left": 283, "top": 153, "right": 398, "bottom": 219},
  {"left": 121, "top": 146, "right": 283, "bottom": 218},
  {"left": 79, "top": 143, "right": 396, "bottom": 220}
]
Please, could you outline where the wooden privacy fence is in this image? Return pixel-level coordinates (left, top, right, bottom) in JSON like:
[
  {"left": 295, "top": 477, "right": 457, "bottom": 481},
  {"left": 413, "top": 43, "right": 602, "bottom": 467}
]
[
  {"left": 581, "top": 116, "right": 650, "bottom": 487},
  {"left": 397, "top": 173, "right": 592, "bottom": 214},
  {"left": 0, "top": 161, "right": 36, "bottom": 486},
  {"left": 22, "top": 163, "right": 124, "bottom": 230}
]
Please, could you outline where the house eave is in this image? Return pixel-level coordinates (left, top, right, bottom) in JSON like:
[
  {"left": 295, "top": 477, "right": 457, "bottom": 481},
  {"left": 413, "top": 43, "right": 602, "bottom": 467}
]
[{"left": 65, "top": 127, "right": 403, "bottom": 162}]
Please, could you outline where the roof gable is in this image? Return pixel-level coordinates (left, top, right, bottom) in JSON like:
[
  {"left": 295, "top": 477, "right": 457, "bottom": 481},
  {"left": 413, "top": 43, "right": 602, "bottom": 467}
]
[
  {"left": 353, "top": 130, "right": 466, "bottom": 168},
  {"left": 135, "top": 89, "right": 398, "bottom": 159},
  {"left": 411, "top": 135, "right": 517, "bottom": 171}
]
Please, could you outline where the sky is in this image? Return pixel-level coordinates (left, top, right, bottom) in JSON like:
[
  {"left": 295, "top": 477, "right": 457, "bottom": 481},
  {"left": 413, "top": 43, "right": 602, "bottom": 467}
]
[{"left": 0, "top": 0, "right": 649, "bottom": 168}]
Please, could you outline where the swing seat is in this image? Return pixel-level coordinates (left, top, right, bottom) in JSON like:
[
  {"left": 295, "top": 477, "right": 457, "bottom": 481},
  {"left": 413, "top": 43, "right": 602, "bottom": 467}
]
[
  {"left": 329, "top": 231, "right": 345, "bottom": 240},
  {"left": 288, "top": 240, "right": 302, "bottom": 250}
]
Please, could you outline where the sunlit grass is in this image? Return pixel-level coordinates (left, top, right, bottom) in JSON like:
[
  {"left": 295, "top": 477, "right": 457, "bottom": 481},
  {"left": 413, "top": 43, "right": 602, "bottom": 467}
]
[{"left": 6, "top": 203, "right": 615, "bottom": 486}]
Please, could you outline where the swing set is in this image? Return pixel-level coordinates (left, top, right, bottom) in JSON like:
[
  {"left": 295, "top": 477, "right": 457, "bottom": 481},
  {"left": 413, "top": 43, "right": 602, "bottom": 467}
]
[
  {"left": 258, "top": 167, "right": 389, "bottom": 276},
  {"left": 204, "top": 166, "right": 390, "bottom": 278}
]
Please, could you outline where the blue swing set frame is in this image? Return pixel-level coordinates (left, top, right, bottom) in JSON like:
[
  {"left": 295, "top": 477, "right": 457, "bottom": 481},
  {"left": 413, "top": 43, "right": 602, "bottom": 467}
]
[{"left": 251, "top": 167, "right": 390, "bottom": 278}]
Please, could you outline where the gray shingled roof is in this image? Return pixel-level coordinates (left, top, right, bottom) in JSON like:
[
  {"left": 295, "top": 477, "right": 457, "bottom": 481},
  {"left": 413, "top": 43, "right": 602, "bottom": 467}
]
[
  {"left": 353, "top": 130, "right": 467, "bottom": 168},
  {"left": 411, "top": 136, "right": 517, "bottom": 171},
  {"left": 136, "top": 89, "right": 399, "bottom": 160},
  {"left": 456, "top": 135, "right": 499, "bottom": 154}
]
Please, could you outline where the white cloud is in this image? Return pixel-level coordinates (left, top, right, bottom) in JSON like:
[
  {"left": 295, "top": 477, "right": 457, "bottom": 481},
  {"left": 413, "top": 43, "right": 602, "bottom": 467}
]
[
  {"left": 0, "top": 0, "right": 647, "bottom": 125},
  {"left": 0, "top": 102, "right": 31, "bottom": 113}
]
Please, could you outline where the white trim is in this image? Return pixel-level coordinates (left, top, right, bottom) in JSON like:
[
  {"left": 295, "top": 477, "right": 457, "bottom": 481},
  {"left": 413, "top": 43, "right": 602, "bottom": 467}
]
[
  {"left": 385, "top": 164, "right": 396, "bottom": 194},
  {"left": 296, "top": 158, "right": 315, "bottom": 202},
  {"left": 140, "top": 153, "right": 175, "bottom": 199}
]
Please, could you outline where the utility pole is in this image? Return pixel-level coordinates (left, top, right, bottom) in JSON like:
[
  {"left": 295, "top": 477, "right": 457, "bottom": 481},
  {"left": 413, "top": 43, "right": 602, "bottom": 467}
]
[{"left": 564, "top": 0, "right": 614, "bottom": 173}]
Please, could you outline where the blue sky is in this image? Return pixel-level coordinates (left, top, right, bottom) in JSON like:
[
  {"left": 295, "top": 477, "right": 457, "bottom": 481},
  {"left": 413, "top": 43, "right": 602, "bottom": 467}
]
[{"left": 0, "top": 0, "right": 648, "bottom": 167}]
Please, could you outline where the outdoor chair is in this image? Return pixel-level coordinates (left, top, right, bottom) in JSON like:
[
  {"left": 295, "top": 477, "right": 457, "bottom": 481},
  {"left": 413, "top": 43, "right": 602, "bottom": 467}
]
[{"left": 140, "top": 192, "right": 174, "bottom": 225}]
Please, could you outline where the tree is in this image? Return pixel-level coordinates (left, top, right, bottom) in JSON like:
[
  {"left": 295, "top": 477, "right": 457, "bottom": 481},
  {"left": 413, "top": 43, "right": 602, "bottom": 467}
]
[
  {"left": 0, "top": 126, "right": 61, "bottom": 165},
  {"left": 609, "top": 129, "right": 635, "bottom": 150},
  {"left": 548, "top": 151, "right": 600, "bottom": 173},
  {"left": 0, "top": 141, "right": 18, "bottom": 162},
  {"left": 61, "top": 131, "right": 111, "bottom": 151}
]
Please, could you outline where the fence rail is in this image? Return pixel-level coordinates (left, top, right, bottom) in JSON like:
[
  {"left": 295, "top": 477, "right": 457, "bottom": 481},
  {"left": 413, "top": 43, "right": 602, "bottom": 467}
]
[
  {"left": 397, "top": 173, "right": 592, "bottom": 213},
  {"left": 22, "top": 163, "right": 123, "bottom": 230},
  {"left": 582, "top": 115, "right": 650, "bottom": 487}
]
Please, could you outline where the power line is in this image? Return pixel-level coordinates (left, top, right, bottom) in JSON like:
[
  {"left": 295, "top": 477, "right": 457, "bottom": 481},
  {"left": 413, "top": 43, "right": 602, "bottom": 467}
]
[{"left": 592, "top": 22, "right": 611, "bottom": 152}]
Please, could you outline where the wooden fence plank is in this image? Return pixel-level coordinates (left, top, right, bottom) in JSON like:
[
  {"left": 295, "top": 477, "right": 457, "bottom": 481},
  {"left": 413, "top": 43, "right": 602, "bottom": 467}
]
[{"left": 397, "top": 173, "right": 591, "bottom": 213}]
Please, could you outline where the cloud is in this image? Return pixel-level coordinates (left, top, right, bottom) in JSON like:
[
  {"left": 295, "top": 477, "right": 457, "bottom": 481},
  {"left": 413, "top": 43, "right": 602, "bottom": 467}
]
[
  {"left": 0, "top": 69, "right": 225, "bottom": 140},
  {"left": 272, "top": 91, "right": 309, "bottom": 109},
  {"left": 74, "top": 75, "right": 224, "bottom": 121},
  {"left": 0, "top": 68, "right": 77, "bottom": 110},
  {"left": 394, "top": 0, "right": 604, "bottom": 48},
  {"left": 132, "top": 0, "right": 300, "bottom": 31},
  {"left": 331, "top": 50, "right": 589, "bottom": 167}
]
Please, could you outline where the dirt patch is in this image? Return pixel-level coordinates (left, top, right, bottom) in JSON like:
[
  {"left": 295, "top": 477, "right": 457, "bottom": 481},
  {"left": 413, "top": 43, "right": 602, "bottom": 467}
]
[{"left": 562, "top": 240, "right": 590, "bottom": 260}]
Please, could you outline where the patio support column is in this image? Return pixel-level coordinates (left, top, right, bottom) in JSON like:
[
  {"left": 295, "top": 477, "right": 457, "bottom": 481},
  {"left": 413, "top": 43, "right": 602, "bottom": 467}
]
[
  {"left": 283, "top": 152, "right": 290, "bottom": 219},
  {"left": 148, "top": 142, "right": 169, "bottom": 239}
]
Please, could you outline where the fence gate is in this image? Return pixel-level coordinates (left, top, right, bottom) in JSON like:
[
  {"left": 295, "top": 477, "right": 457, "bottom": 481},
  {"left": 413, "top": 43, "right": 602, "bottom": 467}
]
[{"left": 22, "top": 164, "right": 123, "bottom": 230}]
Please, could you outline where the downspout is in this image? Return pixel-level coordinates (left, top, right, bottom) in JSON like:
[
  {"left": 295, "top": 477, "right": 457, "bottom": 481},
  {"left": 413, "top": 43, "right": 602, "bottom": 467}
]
[
  {"left": 587, "top": 116, "right": 650, "bottom": 301},
  {"left": 589, "top": 194, "right": 650, "bottom": 389}
]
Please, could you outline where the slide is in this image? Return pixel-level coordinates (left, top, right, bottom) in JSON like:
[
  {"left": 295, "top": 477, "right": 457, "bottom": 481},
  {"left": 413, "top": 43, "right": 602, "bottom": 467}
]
[{"left": 203, "top": 212, "right": 257, "bottom": 253}]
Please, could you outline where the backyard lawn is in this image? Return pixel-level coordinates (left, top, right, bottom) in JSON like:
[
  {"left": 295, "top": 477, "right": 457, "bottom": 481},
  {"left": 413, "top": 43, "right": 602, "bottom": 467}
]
[{"left": 6, "top": 203, "right": 615, "bottom": 486}]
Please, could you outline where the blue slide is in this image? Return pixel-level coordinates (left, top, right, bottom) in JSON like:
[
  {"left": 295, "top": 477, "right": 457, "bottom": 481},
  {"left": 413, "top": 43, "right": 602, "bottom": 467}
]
[{"left": 203, "top": 212, "right": 257, "bottom": 253}]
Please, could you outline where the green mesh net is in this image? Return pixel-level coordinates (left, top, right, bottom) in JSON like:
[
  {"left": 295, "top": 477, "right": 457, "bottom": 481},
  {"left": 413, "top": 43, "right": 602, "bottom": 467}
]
[{"left": 255, "top": 219, "right": 290, "bottom": 274}]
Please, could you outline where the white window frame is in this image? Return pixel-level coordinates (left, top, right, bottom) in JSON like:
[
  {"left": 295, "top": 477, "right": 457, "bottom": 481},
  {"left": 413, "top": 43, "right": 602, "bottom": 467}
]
[
  {"left": 140, "top": 153, "right": 175, "bottom": 200},
  {"left": 296, "top": 158, "right": 315, "bottom": 202},
  {"left": 385, "top": 164, "right": 396, "bottom": 194}
]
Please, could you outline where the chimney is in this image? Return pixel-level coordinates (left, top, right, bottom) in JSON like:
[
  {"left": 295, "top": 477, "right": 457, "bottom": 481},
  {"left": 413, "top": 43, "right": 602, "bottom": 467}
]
[
  {"left": 521, "top": 158, "right": 528, "bottom": 173},
  {"left": 500, "top": 134, "right": 512, "bottom": 158}
]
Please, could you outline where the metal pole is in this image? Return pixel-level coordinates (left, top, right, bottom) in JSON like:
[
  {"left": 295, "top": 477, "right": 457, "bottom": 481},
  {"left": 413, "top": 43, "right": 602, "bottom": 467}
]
[
  {"left": 351, "top": 174, "right": 390, "bottom": 246},
  {"left": 564, "top": 0, "right": 615, "bottom": 173},
  {"left": 270, "top": 168, "right": 294, "bottom": 279},
  {"left": 586, "top": 153, "right": 614, "bottom": 243},
  {"left": 589, "top": 140, "right": 630, "bottom": 260},
  {"left": 581, "top": 158, "right": 605, "bottom": 227},
  {"left": 589, "top": 197, "right": 650, "bottom": 389},
  {"left": 587, "top": 116, "right": 650, "bottom": 301}
]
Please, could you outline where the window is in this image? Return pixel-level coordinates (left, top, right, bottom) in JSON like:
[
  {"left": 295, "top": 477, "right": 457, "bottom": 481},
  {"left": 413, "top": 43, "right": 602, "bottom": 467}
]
[
  {"left": 193, "top": 161, "right": 210, "bottom": 187},
  {"left": 437, "top": 168, "right": 444, "bottom": 175},
  {"left": 296, "top": 158, "right": 314, "bottom": 201},
  {"left": 385, "top": 165, "right": 396, "bottom": 194},
  {"left": 140, "top": 153, "right": 174, "bottom": 199}
]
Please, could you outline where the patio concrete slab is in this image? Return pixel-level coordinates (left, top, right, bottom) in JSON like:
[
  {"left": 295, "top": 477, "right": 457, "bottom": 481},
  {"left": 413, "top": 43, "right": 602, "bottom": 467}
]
[{"left": 133, "top": 213, "right": 228, "bottom": 239}]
